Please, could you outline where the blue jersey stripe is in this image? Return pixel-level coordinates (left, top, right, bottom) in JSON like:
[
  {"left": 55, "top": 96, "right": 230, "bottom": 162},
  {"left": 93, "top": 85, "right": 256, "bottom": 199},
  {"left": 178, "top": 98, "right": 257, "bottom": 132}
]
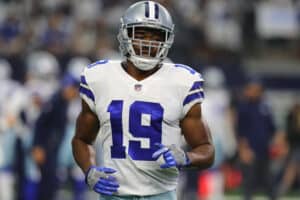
[
  {"left": 145, "top": 2, "right": 150, "bottom": 18},
  {"left": 80, "top": 75, "right": 88, "bottom": 85},
  {"left": 154, "top": 3, "right": 159, "bottom": 19},
  {"left": 87, "top": 59, "right": 108, "bottom": 68},
  {"left": 183, "top": 92, "right": 204, "bottom": 106},
  {"left": 79, "top": 86, "right": 95, "bottom": 102},
  {"left": 189, "top": 81, "right": 203, "bottom": 92}
]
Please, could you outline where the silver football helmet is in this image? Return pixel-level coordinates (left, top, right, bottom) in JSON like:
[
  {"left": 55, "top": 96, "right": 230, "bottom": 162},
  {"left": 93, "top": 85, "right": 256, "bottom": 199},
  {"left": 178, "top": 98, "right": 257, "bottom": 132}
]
[{"left": 118, "top": 1, "right": 175, "bottom": 71}]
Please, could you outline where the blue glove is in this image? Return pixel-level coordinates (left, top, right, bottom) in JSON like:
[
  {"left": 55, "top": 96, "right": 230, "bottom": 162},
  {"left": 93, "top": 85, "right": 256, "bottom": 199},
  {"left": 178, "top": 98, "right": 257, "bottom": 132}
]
[
  {"left": 85, "top": 166, "right": 119, "bottom": 195},
  {"left": 152, "top": 143, "right": 191, "bottom": 169}
]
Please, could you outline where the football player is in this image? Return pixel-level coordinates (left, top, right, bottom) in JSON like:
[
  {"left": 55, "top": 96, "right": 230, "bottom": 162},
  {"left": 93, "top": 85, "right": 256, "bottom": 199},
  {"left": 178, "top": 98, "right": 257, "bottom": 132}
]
[
  {"left": 72, "top": 1, "right": 215, "bottom": 200},
  {"left": 0, "top": 59, "right": 20, "bottom": 200}
]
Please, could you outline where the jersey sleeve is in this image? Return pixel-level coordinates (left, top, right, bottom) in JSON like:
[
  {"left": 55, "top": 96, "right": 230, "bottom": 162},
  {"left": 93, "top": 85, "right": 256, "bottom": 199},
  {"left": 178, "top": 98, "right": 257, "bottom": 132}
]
[
  {"left": 79, "top": 68, "right": 96, "bottom": 113},
  {"left": 181, "top": 72, "right": 205, "bottom": 117}
]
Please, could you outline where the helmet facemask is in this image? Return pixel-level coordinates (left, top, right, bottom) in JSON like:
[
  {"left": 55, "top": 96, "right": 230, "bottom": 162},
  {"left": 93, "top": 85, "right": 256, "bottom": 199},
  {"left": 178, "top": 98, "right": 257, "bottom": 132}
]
[{"left": 118, "top": 23, "right": 174, "bottom": 71}]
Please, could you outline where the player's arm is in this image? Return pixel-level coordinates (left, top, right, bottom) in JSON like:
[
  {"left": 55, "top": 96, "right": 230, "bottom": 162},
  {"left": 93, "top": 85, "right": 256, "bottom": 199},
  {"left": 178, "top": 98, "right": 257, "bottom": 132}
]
[
  {"left": 72, "top": 100, "right": 100, "bottom": 173},
  {"left": 152, "top": 72, "right": 214, "bottom": 169},
  {"left": 72, "top": 100, "right": 119, "bottom": 195},
  {"left": 180, "top": 103, "right": 214, "bottom": 169},
  {"left": 152, "top": 103, "right": 214, "bottom": 169}
]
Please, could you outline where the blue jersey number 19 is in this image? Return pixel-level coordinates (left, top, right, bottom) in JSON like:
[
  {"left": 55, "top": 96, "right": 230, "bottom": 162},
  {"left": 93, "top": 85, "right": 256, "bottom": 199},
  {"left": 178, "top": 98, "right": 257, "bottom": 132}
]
[{"left": 107, "top": 100, "right": 164, "bottom": 161}]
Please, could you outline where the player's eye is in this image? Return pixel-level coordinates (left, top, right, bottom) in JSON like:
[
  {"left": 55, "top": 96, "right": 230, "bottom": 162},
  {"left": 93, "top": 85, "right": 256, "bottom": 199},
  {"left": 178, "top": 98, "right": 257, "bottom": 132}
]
[
  {"left": 134, "top": 31, "right": 145, "bottom": 40},
  {"left": 128, "top": 27, "right": 165, "bottom": 42}
]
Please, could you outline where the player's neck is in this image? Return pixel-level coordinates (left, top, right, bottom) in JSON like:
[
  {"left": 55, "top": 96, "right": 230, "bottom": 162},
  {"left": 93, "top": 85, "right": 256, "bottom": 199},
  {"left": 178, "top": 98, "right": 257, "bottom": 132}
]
[{"left": 122, "top": 60, "right": 161, "bottom": 81}]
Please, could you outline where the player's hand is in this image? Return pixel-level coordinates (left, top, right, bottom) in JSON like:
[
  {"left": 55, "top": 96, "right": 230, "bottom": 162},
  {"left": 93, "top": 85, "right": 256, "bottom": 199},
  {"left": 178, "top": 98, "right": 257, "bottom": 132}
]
[
  {"left": 31, "top": 146, "right": 46, "bottom": 166},
  {"left": 85, "top": 166, "right": 119, "bottom": 195},
  {"left": 152, "top": 143, "right": 191, "bottom": 169}
]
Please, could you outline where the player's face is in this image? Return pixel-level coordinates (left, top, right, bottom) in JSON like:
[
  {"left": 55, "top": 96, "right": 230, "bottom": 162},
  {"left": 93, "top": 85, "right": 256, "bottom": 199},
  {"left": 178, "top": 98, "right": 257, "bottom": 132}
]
[
  {"left": 129, "top": 27, "right": 165, "bottom": 58},
  {"left": 244, "top": 83, "right": 263, "bottom": 100},
  {"left": 63, "top": 85, "right": 79, "bottom": 101}
]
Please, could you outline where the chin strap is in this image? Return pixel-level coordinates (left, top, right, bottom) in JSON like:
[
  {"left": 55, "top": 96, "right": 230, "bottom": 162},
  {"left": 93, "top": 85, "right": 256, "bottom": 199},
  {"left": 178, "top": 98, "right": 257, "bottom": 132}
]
[{"left": 129, "top": 55, "right": 161, "bottom": 71}]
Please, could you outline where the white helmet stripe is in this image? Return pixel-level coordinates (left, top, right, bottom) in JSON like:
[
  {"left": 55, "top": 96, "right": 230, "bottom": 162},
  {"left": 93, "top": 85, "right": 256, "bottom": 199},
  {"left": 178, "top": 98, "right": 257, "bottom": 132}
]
[{"left": 149, "top": 1, "right": 155, "bottom": 19}]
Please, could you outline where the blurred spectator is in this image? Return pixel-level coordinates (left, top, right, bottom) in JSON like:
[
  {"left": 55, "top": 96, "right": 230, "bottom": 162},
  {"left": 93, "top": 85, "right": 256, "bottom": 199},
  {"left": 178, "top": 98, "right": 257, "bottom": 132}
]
[
  {"left": 202, "top": 66, "right": 237, "bottom": 165},
  {"left": 31, "top": 72, "right": 80, "bottom": 200},
  {"left": 256, "top": 0, "right": 298, "bottom": 41},
  {"left": 72, "top": 0, "right": 103, "bottom": 22},
  {"left": 70, "top": 20, "right": 98, "bottom": 57},
  {"left": 277, "top": 102, "right": 300, "bottom": 197},
  {"left": 96, "top": 33, "right": 121, "bottom": 60},
  {"left": 198, "top": 66, "right": 236, "bottom": 200},
  {"left": 235, "top": 78, "right": 277, "bottom": 200},
  {"left": 0, "top": 58, "right": 27, "bottom": 200},
  {"left": 37, "top": 8, "right": 73, "bottom": 58},
  {"left": 100, "top": 0, "right": 130, "bottom": 32},
  {"left": 17, "top": 51, "right": 61, "bottom": 200},
  {"left": 0, "top": 59, "right": 16, "bottom": 200},
  {"left": 56, "top": 57, "right": 90, "bottom": 200},
  {"left": 0, "top": 11, "right": 25, "bottom": 55},
  {"left": 203, "top": 0, "right": 242, "bottom": 51},
  {"left": 0, "top": 6, "right": 27, "bottom": 82},
  {"left": 25, "top": 51, "right": 60, "bottom": 100}
]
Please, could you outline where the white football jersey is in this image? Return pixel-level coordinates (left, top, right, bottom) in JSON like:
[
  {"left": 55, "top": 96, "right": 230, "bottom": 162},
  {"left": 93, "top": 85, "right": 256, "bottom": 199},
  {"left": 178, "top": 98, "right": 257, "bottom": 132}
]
[{"left": 79, "top": 60, "right": 204, "bottom": 196}]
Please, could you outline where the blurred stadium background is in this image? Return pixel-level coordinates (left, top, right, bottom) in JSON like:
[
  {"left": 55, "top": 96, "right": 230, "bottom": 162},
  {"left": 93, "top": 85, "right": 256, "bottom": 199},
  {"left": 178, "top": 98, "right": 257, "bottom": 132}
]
[{"left": 0, "top": 0, "right": 300, "bottom": 200}]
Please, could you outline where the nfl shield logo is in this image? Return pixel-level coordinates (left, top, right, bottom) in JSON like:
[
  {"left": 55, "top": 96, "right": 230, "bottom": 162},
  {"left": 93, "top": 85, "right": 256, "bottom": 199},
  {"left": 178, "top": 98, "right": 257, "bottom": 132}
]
[{"left": 134, "top": 84, "right": 142, "bottom": 91}]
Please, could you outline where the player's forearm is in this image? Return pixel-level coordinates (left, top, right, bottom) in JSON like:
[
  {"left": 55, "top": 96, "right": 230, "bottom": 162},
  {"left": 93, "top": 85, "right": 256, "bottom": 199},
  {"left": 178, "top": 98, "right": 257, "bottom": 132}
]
[
  {"left": 72, "top": 137, "right": 97, "bottom": 173},
  {"left": 186, "top": 143, "right": 215, "bottom": 169}
]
